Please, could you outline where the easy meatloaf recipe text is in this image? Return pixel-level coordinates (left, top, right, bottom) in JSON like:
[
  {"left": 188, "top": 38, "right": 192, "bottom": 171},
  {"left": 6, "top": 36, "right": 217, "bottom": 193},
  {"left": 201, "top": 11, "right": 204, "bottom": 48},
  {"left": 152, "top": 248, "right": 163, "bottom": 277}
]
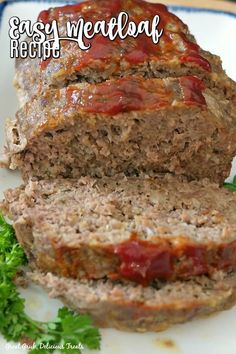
[{"left": 2, "top": 0, "right": 236, "bottom": 333}]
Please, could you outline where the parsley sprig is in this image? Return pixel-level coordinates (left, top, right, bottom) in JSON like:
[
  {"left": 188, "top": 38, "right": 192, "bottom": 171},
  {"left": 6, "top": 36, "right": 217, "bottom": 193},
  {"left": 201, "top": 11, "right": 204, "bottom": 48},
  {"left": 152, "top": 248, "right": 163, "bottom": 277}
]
[
  {"left": 0, "top": 214, "right": 101, "bottom": 353},
  {"left": 224, "top": 175, "right": 236, "bottom": 192}
]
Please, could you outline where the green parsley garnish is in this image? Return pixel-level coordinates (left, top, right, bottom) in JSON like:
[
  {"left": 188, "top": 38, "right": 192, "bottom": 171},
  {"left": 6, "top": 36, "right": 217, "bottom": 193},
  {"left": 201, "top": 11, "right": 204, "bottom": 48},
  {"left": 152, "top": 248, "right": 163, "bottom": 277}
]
[
  {"left": 0, "top": 214, "right": 101, "bottom": 353},
  {"left": 223, "top": 175, "right": 236, "bottom": 192}
]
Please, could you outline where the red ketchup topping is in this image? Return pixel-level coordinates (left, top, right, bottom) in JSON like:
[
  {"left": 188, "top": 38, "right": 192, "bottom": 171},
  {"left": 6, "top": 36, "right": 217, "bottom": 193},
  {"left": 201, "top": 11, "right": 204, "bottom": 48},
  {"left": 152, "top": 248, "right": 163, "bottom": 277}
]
[
  {"left": 37, "top": 0, "right": 211, "bottom": 72},
  {"left": 38, "top": 0, "right": 168, "bottom": 23},
  {"left": 65, "top": 76, "right": 206, "bottom": 115},
  {"left": 38, "top": 9, "right": 50, "bottom": 24},
  {"left": 218, "top": 241, "right": 236, "bottom": 268},
  {"left": 66, "top": 77, "right": 169, "bottom": 115},
  {"left": 40, "top": 57, "right": 52, "bottom": 70},
  {"left": 114, "top": 240, "right": 173, "bottom": 284},
  {"left": 113, "top": 238, "right": 236, "bottom": 285},
  {"left": 38, "top": 3, "right": 84, "bottom": 23},
  {"left": 181, "top": 53, "right": 211, "bottom": 72},
  {"left": 179, "top": 76, "right": 206, "bottom": 106},
  {"left": 178, "top": 245, "right": 207, "bottom": 277},
  {"left": 52, "top": 237, "right": 236, "bottom": 283},
  {"left": 123, "top": 34, "right": 161, "bottom": 64},
  {"left": 80, "top": 35, "right": 117, "bottom": 62}
]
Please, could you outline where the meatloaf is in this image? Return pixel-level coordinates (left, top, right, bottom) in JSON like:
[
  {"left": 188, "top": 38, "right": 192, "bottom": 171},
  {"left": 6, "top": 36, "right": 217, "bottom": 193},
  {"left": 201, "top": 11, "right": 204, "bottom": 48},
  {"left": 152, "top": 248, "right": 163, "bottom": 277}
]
[
  {"left": 4, "top": 76, "right": 236, "bottom": 183},
  {"left": 2, "top": 175, "right": 236, "bottom": 286},
  {"left": 15, "top": 0, "right": 236, "bottom": 105},
  {"left": 30, "top": 270, "right": 236, "bottom": 332}
]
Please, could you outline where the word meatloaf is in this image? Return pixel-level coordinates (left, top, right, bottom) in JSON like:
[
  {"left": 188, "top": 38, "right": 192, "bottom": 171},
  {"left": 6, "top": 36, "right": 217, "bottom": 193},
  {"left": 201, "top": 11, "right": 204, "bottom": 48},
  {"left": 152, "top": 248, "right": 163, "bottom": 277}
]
[
  {"left": 2, "top": 0, "right": 236, "bottom": 333},
  {"left": 2, "top": 175, "right": 236, "bottom": 331},
  {"left": 4, "top": 76, "right": 236, "bottom": 183}
]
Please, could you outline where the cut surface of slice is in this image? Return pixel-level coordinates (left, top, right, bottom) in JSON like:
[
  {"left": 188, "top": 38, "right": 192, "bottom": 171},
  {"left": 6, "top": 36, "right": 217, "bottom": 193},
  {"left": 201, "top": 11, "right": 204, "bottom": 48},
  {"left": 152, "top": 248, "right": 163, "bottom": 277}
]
[
  {"left": 4, "top": 76, "right": 236, "bottom": 183},
  {"left": 2, "top": 175, "right": 236, "bottom": 285},
  {"left": 29, "top": 270, "right": 236, "bottom": 332}
]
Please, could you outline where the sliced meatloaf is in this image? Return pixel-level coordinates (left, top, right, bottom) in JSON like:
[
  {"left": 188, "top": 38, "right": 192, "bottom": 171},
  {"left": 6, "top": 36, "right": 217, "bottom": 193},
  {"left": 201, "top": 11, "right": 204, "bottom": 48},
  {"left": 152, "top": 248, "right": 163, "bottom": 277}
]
[
  {"left": 30, "top": 270, "right": 236, "bottom": 332},
  {"left": 4, "top": 76, "right": 236, "bottom": 183},
  {"left": 15, "top": 0, "right": 236, "bottom": 105},
  {"left": 2, "top": 175, "right": 236, "bottom": 286}
]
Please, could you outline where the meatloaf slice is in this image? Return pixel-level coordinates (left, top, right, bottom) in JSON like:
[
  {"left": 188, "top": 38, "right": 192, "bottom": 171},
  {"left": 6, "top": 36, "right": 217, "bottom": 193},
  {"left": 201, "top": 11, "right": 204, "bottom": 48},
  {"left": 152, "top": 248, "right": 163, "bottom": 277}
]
[
  {"left": 29, "top": 270, "right": 236, "bottom": 332},
  {"left": 2, "top": 175, "right": 236, "bottom": 285},
  {"left": 15, "top": 0, "right": 236, "bottom": 105},
  {"left": 4, "top": 76, "right": 236, "bottom": 183}
]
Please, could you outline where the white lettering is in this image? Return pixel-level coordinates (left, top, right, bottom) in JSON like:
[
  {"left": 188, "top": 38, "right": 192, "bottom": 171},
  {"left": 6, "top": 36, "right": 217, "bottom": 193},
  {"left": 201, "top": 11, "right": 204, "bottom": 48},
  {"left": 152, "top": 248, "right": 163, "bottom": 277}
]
[{"left": 8, "top": 12, "right": 164, "bottom": 60}]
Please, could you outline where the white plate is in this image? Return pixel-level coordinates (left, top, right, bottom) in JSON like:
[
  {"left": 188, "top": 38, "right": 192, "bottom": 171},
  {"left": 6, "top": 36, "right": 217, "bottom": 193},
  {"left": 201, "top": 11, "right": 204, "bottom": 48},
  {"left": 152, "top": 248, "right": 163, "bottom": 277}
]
[{"left": 1, "top": 2, "right": 236, "bottom": 354}]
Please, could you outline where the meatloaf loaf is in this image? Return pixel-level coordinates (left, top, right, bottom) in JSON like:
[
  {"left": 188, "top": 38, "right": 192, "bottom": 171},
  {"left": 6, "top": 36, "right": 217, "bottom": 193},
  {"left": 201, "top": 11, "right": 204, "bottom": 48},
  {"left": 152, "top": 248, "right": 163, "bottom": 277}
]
[
  {"left": 30, "top": 270, "right": 236, "bottom": 332},
  {"left": 15, "top": 0, "right": 236, "bottom": 105},
  {"left": 2, "top": 175, "right": 236, "bottom": 286},
  {"left": 4, "top": 76, "right": 236, "bottom": 183}
]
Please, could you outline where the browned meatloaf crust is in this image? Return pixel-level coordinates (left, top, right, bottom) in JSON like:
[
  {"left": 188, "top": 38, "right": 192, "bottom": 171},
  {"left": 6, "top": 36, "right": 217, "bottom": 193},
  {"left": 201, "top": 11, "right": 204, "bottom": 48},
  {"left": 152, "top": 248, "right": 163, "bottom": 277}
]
[
  {"left": 2, "top": 175, "right": 236, "bottom": 285},
  {"left": 15, "top": 0, "right": 236, "bottom": 105},
  {"left": 29, "top": 270, "right": 236, "bottom": 332},
  {"left": 4, "top": 76, "right": 236, "bottom": 183}
]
